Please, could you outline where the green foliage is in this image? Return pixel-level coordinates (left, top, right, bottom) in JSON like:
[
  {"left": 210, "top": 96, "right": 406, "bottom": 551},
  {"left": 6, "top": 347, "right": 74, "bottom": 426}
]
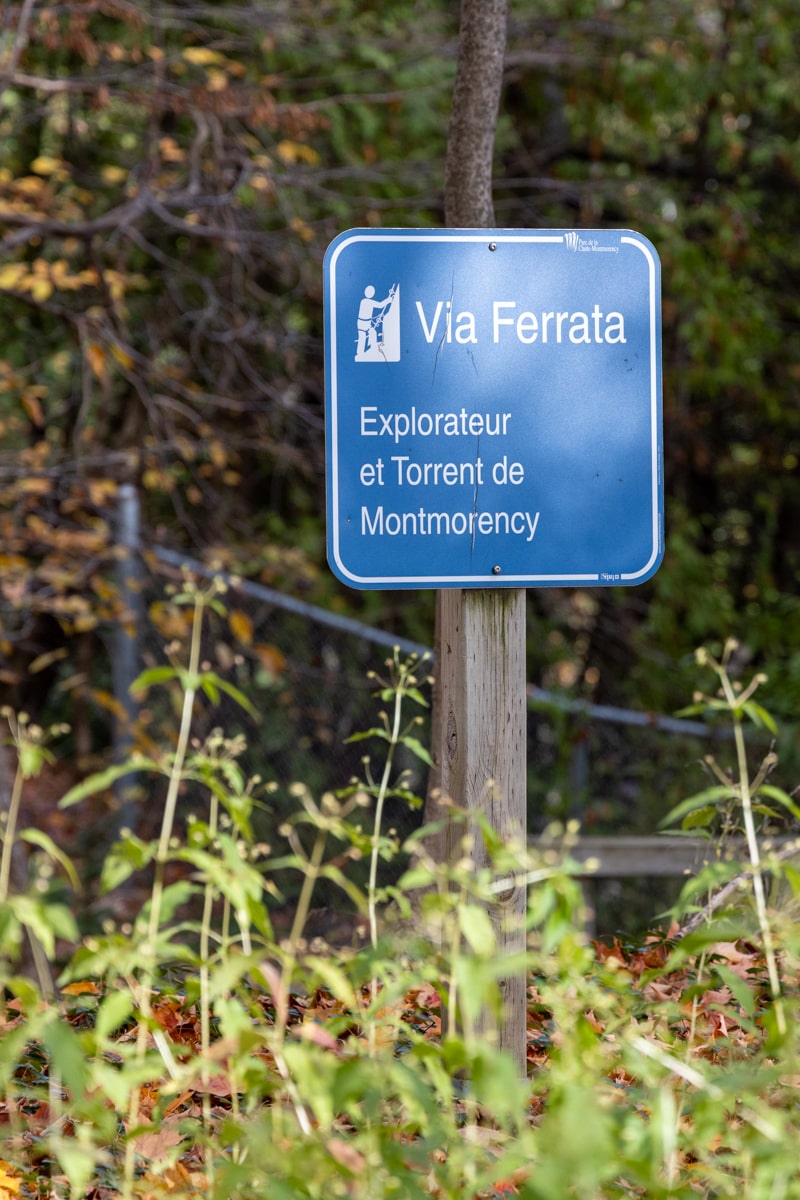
[
  {"left": 4, "top": 608, "right": 800, "bottom": 1198},
  {"left": 500, "top": 0, "right": 800, "bottom": 719}
]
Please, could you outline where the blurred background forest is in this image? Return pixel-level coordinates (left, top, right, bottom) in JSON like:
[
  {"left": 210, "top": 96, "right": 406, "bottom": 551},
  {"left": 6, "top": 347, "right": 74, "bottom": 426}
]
[{"left": 0, "top": 0, "right": 798, "bottom": 926}]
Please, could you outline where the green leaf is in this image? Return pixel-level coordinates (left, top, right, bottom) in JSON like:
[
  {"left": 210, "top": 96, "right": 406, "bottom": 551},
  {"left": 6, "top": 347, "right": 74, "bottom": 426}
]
[
  {"left": 751, "top": 804, "right": 780, "bottom": 819},
  {"left": 680, "top": 804, "right": 718, "bottom": 831},
  {"left": 756, "top": 784, "right": 800, "bottom": 822},
  {"left": 18, "top": 742, "right": 54, "bottom": 779},
  {"left": 674, "top": 703, "right": 711, "bottom": 718},
  {"left": 43, "top": 1016, "right": 88, "bottom": 1095},
  {"left": 49, "top": 1137, "right": 97, "bottom": 1200},
  {"left": 458, "top": 903, "right": 495, "bottom": 957},
  {"left": 131, "top": 665, "right": 177, "bottom": 691},
  {"left": 11, "top": 896, "right": 79, "bottom": 957},
  {"left": 660, "top": 785, "right": 735, "bottom": 829},
  {"left": 317, "top": 862, "right": 369, "bottom": 911},
  {"left": 19, "top": 829, "right": 80, "bottom": 890},
  {"left": 345, "top": 727, "right": 389, "bottom": 744},
  {"left": 209, "top": 673, "right": 259, "bottom": 718},
  {"left": 100, "top": 834, "right": 156, "bottom": 892},
  {"left": 141, "top": 879, "right": 197, "bottom": 925},
  {"left": 59, "top": 760, "right": 159, "bottom": 808},
  {"left": 399, "top": 734, "right": 433, "bottom": 766},
  {"left": 780, "top": 864, "right": 800, "bottom": 900},
  {"left": 95, "top": 989, "right": 135, "bottom": 1041},
  {"left": 741, "top": 700, "right": 778, "bottom": 734}
]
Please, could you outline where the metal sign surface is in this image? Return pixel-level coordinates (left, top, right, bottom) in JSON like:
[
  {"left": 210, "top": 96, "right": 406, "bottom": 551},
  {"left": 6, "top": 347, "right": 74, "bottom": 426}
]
[{"left": 324, "top": 228, "right": 663, "bottom": 590}]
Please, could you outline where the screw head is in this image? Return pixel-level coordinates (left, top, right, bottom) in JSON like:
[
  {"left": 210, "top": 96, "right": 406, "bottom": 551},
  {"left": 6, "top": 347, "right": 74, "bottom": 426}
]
[
  {"left": 492, "top": 564, "right": 502, "bottom": 575},
  {"left": 488, "top": 242, "right": 497, "bottom": 251}
]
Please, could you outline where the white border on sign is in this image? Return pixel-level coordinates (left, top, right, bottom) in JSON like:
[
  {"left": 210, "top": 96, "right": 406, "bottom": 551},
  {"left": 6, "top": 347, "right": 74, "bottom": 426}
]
[{"left": 327, "top": 231, "right": 661, "bottom": 587}]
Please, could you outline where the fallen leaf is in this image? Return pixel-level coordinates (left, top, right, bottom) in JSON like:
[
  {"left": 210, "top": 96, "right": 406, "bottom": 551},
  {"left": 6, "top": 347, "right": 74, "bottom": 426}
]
[
  {"left": 133, "top": 1123, "right": 183, "bottom": 1161},
  {"left": 327, "top": 1137, "right": 366, "bottom": 1173},
  {"left": 0, "top": 1158, "right": 23, "bottom": 1197}
]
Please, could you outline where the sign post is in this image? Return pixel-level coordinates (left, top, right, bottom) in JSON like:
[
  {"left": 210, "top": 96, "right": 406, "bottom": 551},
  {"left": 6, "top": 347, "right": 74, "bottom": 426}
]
[{"left": 324, "top": 228, "right": 662, "bottom": 1068}]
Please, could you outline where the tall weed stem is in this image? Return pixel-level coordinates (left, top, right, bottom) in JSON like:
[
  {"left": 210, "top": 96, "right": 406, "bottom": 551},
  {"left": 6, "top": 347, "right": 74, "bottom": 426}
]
[
  {"left": 124, "top": 584, "right": 209, "bottom": 1198},
  {"left": 697, "top": 645, "right": 785, "bottom": 1035},
  {"left": 147, "top": 588, "right": 204, "bottom": 949},
  {"left": 0, "top": 736, "right": 24, "bottom": 905},
  {"left": 367, "top": 674, "right": 404, "bottom": 951},
  {"left": 722, "top": 670, "right": 785, "bottom": 1033}
]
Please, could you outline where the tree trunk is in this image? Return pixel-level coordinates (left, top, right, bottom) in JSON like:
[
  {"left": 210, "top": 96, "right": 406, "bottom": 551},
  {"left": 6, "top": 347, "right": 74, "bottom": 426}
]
[{"left": 443, "top": 0, "right": 508, "bottom": 228}]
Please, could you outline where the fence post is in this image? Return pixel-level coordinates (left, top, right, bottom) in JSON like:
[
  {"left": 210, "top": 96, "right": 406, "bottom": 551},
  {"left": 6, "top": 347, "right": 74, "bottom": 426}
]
[{"left": 112, "top": 482, "right": 143, "bottom": 834}]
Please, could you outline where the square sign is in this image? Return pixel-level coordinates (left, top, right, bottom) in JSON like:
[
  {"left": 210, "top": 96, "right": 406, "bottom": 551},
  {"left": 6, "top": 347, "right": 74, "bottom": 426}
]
[{"left": 324, "top": 228, "right": 663, "bottom": 590}]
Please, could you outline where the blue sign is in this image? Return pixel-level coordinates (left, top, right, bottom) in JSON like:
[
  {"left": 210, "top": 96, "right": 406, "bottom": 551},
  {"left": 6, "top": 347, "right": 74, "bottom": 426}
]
[{"left": 324, "top": 228, "right": 663, "bottom": 590}]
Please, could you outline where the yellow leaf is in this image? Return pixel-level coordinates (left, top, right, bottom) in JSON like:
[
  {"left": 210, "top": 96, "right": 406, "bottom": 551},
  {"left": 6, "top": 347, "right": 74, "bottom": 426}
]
[
  {"left": 183, "top": 46, "right": 225, "bottom": 65},
  {"left": 87, "top": 688, "right": 127, "bottom": 718},
  {"left": 291, "top": 216, "right": 315, "bottom": 243},
  {"left": 253, "top": 643, "right": 286, "bottom": 676},
  {"left": 111, "top": 343, "right": 135, "bottom": 369},
  {"left": 149, "top": 601, "right": 193, "bottom": 639},
  {"left": 276, "top": 139, "right": 321, "bottom": 166},
  {"left": 69, "top": 612, "right": 99, "bottom": 634},
  {"left": 87, "top": 478, "right": 119, "bottom": 506},
  {"left": 30, "top": 647, "right": 68, "bottom": 675},
  {"left": 61, "top": 980, "right": 101, "bottom": 996},
  {"left": 86, "top": 342, "right": 107, "bottom": 379},
  {"left": 18, "top": 474, "right": 50, "bottom": 493},
  {"left": 206, "top": 68, "right": 229, "bottom": 92},
  {"left": 229, "top": 609, "right": 253, "bottom": 646},
  {"left": 0, "top": 264, "right": 26, "bottom": 290},
  {"left": 159, "top": 137, "right": 184, "bottom": 162},
  {"left": 142, "top": 467, "right": 176, "bottom": 492},
  {"left": 30, "top": 155, "right": 63, "bottom": 176},
  {"left": 0, "top": 1159, "right": 23, "bottom": 1194},
  {"left": 15, "top": 175, "right": 45, "bottom": 194},
  {"left": 21, "top": 391, "right": 45, "bottom": 428},
  {"left": 101, "top": 164, "right": 128, "bottom": 184},
  {"left": 30, "top": 278, "right": 53, "bottom": 302}
]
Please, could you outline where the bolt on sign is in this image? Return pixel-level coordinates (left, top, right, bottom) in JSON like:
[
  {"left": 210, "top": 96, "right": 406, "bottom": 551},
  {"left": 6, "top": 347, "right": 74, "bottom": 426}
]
[{"left": 324, "top": 229, "right": 663, "bottom": 590}]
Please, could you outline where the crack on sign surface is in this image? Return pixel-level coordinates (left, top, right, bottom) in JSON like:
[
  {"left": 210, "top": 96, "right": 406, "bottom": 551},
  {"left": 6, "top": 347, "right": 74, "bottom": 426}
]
[
  {"left": 470, "top": 430, "right": 481, "bottom": 560},
  {"left": 431, "top": 273, "right": 456, "bottom": 385}
]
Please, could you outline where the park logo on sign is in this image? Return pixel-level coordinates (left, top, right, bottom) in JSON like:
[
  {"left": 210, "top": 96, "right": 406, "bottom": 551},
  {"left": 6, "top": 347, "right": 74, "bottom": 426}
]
[
  {"left": 564, "top": 230, "right": 619, "bottom": 255},
  {"left": 354, "top": 282, "right": 400, "bottom": 362}
]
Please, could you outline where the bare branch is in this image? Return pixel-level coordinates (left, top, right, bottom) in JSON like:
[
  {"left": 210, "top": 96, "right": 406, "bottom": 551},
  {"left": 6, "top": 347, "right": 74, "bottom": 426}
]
[
  {"left": 0, "top": 192, "right": 151, "bottom": 251},
  {"left": 0, "top": 0, "right": 39, "bottom": 96}
]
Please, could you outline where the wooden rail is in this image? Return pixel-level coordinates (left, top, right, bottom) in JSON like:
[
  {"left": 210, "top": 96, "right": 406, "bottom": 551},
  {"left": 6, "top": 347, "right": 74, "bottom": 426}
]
[
  {"left": 552, "top": 835, "right": 797, "bottom": 878},
  {"left": 558, "top": 835, "right": 713, "bottom": 878}
]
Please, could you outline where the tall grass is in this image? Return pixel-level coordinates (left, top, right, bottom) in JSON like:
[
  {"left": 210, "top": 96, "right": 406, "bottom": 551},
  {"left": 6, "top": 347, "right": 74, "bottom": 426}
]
[{"left": 1, "top": 604, "right": 800, "bottom": 1199}]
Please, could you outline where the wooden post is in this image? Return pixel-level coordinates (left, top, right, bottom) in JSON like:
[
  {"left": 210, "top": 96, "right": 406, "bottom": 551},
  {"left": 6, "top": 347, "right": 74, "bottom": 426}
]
[{"left": 436, "top": 588, "right": 527, "bottom": 1071}]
